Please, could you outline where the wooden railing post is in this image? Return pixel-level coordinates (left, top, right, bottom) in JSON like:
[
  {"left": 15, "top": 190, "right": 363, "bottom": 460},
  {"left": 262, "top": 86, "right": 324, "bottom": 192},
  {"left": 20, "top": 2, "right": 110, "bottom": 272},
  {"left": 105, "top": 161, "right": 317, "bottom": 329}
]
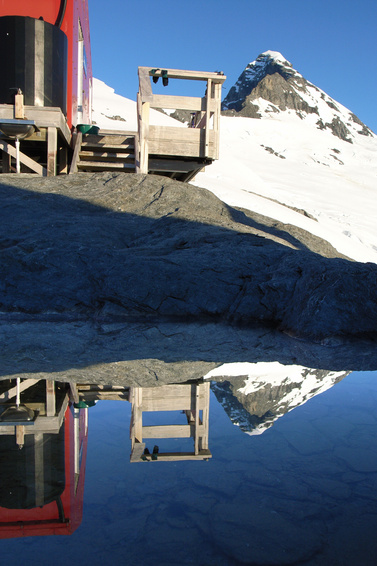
[
  {"left": 137, "top": 68, "right": 154, "bottom": 175},
  {"left": 204, "top": 79, "right": 212, "bottom": 158},
  {"left": 213, "top": 82, "right": 221, "bottom": 160},
  {"left": 137, "top": 92, "right": 150, "bottom": 174}
]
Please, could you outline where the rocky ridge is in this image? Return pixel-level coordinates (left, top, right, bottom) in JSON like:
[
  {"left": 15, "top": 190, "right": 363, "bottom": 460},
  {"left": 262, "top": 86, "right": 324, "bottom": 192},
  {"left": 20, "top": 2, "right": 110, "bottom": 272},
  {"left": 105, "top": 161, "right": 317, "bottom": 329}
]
[{"left": 222, "top": 51, "right": 373, "bottom": 142}]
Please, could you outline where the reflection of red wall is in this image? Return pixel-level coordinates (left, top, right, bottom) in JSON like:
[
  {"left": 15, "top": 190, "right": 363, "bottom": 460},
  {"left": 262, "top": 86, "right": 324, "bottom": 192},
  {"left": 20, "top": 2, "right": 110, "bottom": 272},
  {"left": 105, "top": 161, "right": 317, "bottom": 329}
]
[
  {"left": 0, "top": 405, "right": 88, "bottom": 539},
  {"left": 0, "top": 0, "right": 93, "bottom": 128}
]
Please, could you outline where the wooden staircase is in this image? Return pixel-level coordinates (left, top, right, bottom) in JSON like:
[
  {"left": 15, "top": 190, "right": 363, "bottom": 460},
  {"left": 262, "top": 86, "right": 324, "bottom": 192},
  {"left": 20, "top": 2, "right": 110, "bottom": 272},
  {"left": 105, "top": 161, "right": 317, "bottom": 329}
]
[{"left": 70, "top": 130, "right": 138, "bottom": 173}]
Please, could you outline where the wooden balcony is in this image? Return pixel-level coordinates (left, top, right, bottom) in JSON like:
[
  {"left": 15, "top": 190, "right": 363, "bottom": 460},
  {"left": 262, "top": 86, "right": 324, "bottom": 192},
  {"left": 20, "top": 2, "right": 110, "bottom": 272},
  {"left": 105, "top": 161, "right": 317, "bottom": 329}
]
[{"left": 136, "top": 66, "right": 226, "bottom": 181}]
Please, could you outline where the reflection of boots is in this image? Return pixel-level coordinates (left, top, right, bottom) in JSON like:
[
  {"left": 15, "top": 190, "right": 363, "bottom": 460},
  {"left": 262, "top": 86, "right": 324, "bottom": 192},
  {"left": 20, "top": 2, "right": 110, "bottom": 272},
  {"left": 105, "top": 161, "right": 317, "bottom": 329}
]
[
  {"left": 162, "top": 70, "right": 168, "bottom": 87},
  {"left": 141, "top": 447, "right": 150, "bottom": 461},
  {"left": 152, "top": 445, "right": 159, "bottom": 460},
  {"left": 153, "top": 76, "right": 159, "bottom": 84}
]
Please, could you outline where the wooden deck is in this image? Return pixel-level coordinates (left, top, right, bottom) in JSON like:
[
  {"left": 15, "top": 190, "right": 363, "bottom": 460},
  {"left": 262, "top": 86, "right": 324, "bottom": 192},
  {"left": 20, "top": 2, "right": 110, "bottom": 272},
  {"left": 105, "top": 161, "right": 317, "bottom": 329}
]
[
  {"left": 0, "top": 104, "right": 71, "bottom": 176},
  {"left": 0, "top": 66, "right": 225, "bottom": 181},
  {"left": 136, "top": 66, "right": 226, "bottom": 180}
]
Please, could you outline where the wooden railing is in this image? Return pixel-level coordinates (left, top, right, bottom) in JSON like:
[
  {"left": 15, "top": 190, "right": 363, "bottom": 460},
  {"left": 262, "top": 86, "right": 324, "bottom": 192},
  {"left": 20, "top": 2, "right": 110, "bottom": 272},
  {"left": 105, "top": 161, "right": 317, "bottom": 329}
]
[{"left": 136, "top": 67, "right": 226, "bottom": 174}]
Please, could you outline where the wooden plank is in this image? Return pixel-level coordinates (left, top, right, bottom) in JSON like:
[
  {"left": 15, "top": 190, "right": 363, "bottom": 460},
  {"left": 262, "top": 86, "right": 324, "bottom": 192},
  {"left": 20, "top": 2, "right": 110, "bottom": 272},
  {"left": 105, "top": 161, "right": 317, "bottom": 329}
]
[
  {"left": 46, "top": 380, "right": 56, "bottom": 417},
  {"left": 151, "top": 95, "right": 216, "bottom": 112},
  {"left": 142, "top": 424, "right": 205, "bottom": 439},
  {"left": 92, "top": 129, "right": 137, "bottom": 136},
  {"left": 131, "top": 450, "right": 212, "bottom": 462},
  {"left": 134, "top": 131, "right": 140, "bottom": 173},
  {"left": 77, "top": 161, "right": 135, "bottom": 171},
  {"left": 139, "top": 66, "right": 226, "bottom": 83},
  {"left": 148, "top": 126, "right": 215, "bottom": 158},
  {"left": 138, "top": 67, "right": 153, "bottom": 103},
  {"left": 2, "top": 150, "right": 11, "bottom": 172},
  {"left": 201, "top": 382, "right": 210, "bottom": 450},
  {"left": 213, "top": 83, "right": 221, "bottom": 160},
  {"left": 0, "top": 139, "right": 47, "bottom": 175},
  {"left": 0, "top": 378, "right": 40, "bottom": 401},
  {"left": 131, "top": 388, "right": 143, "bottom": 444},
  {"left": 79, "top": 151, "right": 135, "bottom": 161},
  {"left": 69, "top": 130, "right": 82, "bottom": 174},
  {"left": 34, "top": 432, "right": 44, "bottom": 506},
  {"left": 130, "top": 442, "right": 146, "bottom": 462},
  {"left": 81, "top": 143, "right": 135, "bottom": 152},
  {"left": 69, "top": 383, "right": 79, "bottom": 404},
  {"left": 138, "top": 95, "right": 150, "bottom": 174},
  {"left": 194, "top": 384, "right": 200, "bottom": 454},
  {"left": 47, "top": 127, "right": 57, "bottom": 176},
  {"left": 0, "top": 105, "right": 71, "bottom": 145},
  {"left": 58, "top": 145, "right": 68, "bottom": 174},
  {"left": 14, "top": 93, "right": 25, "bottom": 119},
  {"left": 16, "top": 425, "right": 25, "bottom": 448},
  {"left": 82, "top": 134, "right": 135, "bottom": 146},
  {"left": 204, "top": 79, "right": 212, "bottom": 158},
  {"left": 141, "top": 389, "right": 208, "bottom": 412}
]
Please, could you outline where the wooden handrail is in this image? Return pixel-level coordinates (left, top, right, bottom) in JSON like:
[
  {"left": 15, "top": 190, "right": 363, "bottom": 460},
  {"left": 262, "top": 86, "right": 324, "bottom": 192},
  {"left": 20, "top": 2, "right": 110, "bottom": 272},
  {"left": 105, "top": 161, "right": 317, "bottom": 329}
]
[
  {"left": 139, "top": 66, "right": 226, "bottom": 83},
  {"left": 137, "top": 66, "right": 226, "bottom": 167}
]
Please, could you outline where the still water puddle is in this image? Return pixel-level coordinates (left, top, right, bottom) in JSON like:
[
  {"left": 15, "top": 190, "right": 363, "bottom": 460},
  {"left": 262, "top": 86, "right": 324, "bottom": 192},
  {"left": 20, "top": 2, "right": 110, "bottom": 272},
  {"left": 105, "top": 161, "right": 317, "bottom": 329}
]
[{"left": 1, "top": 369, "right": 377, "bottom": 565}]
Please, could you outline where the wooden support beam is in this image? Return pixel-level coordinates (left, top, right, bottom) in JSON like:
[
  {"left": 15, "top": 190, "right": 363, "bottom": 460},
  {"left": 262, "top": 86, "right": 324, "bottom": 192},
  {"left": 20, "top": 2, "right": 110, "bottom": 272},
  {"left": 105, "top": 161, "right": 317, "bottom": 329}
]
[
  {"left": 47, "top": 127, "right": 57, "bottom": 176},
  {"left": 69, "top": 382, "right": 80, "bottom": 404},
  {"left": 137, "top": 92, "right": 150, "bottom": 174},
  {"left": 131, "top": 450, "right": 212, "bottom": 462},
  {"left": 34, "top": 432, "right": 45, "bottom": 507},
  {"left": 2, "top": 149, "right": 11, "bottom": 172},
  {"left": 58, "top": 145, "right": 68, "bottom": 174},
  {"left": 69, "top": 131, "right": 82, "bottom": 174},
  {"left": 213, "top": 82, "right": 221, "bottom": 160},
  {"left": 0, "top": 105, "right": 71, "bottom": 146},
  {"left": 204, "top": 79, "right": 212, "bottom": 159},
  {"left": 16, "top": 425, "right": 25, "bottom": 448},
  {"left": 201, "top": 382, "right": 210, "bottom": 450},
  {"left": 138, "top": 67, "right": 153, "bottom": 103},
  {"left": 14, "top": 93, "right": 25, "bottom": 119},
  {"left": 0, "top": 378, "right": 40, "bottom": 401},
  {"left": 46, "top": 380, "right": 56, "bottom": 417},
  {"left": 139, "top": 66, "right": 226, "bottom": 83},
  {"left": 0, "top": 139, "right": 46, "bottom": 175}
]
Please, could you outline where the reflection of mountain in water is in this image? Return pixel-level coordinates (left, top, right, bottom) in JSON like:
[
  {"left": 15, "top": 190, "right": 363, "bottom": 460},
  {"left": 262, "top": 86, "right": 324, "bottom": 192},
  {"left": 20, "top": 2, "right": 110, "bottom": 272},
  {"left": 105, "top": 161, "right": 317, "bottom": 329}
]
[{"left": 208, "top": 362, "right": 349, "bottom": 435}]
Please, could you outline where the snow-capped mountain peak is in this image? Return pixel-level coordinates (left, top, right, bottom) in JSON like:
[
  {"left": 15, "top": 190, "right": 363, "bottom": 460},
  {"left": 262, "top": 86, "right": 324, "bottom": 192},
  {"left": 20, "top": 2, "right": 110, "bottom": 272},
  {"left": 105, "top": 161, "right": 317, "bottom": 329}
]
[{"left": 222, "top": 51, "right": 373, "bottom": 143}]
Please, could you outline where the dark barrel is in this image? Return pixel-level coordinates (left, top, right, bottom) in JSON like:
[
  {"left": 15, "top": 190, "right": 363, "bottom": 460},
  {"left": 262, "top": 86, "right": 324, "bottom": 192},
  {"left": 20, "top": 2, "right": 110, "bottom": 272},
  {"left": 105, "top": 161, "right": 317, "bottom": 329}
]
[{"left": 0, "top": 15, "right": 67, "bottom": 115}]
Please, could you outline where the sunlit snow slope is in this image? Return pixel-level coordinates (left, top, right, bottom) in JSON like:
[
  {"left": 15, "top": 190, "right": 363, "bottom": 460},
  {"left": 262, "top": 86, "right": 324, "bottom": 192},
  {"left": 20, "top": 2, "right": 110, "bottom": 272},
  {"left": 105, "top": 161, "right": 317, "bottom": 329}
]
[{"left": 92, "top": 53, "right": 377, "bottom": 263}]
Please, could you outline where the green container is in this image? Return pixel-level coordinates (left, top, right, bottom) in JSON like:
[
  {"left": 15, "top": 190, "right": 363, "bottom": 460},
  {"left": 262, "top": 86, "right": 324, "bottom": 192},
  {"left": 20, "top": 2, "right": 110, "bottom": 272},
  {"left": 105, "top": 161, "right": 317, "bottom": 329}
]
[{"left": 77, "top": 124, "right": 100, "bottom": 135}]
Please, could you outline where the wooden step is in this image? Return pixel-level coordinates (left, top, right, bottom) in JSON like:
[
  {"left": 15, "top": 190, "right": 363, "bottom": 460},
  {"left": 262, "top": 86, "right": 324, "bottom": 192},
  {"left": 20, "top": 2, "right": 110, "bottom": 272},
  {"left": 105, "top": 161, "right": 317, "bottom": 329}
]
[
  {"left": 79, "top": 150, "right": 135, "bottom": 162},
  {"left": 81, "top": 143, "right": 135, "bottom": 152},
  {"left": 71, "top": 131, "right": 138, "bottom": 174},
  {"left": 82, "top": 134, "right": 135, "bottom": 146},
  {"left": 77, "top": 160, "right": 135, "bottom": 171}
]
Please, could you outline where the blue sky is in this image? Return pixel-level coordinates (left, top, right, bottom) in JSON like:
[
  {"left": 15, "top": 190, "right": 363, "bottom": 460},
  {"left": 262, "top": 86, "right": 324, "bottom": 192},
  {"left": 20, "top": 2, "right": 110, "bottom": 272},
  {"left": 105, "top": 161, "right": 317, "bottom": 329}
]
[{"left": 89, "top": 0, "right": 377, "bottom": 133}]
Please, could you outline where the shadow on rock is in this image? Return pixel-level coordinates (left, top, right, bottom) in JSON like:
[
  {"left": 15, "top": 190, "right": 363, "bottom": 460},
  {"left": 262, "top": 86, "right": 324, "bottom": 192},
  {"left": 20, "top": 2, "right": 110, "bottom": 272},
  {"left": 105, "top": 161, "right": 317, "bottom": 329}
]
[{"left": 0, "top": 172, "right": 376, "bottom": 381}]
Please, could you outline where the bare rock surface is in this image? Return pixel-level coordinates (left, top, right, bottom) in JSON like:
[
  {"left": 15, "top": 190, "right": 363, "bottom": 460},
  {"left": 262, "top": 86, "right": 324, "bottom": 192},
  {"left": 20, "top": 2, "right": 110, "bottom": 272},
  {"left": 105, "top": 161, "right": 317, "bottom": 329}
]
[{"left": 0, "top": 172, "right": 376, "bottom": 383}]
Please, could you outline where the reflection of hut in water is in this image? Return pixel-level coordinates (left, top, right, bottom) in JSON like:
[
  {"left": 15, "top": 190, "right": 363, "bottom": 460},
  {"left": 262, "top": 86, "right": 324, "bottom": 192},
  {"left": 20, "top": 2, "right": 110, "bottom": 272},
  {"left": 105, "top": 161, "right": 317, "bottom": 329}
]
[
  {"left": 130, "top": 382, "right": 211, "bottom": 462},
  {"left": 0, "top": 379, "right": 88, "bottom": 538},
  {"left": 75, "top": 381, "right": 212, "bottom": 462}
]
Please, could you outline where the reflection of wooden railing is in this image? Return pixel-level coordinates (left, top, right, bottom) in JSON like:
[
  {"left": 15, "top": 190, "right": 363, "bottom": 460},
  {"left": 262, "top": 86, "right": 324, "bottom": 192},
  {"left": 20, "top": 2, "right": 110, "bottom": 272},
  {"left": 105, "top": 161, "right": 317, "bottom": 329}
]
[
  {"left": 136, "top": 67, "right": 226, "bottom": 174},
  {"left": 129, "top": 382, "right": 211, "bottom": 462}
]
